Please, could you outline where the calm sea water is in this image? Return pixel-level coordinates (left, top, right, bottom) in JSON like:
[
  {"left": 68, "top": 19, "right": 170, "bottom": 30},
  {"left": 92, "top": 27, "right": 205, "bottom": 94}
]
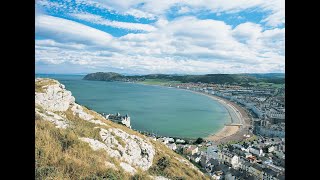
[{"left": 36, "top": 74, "right": 230, "bottom": 138}]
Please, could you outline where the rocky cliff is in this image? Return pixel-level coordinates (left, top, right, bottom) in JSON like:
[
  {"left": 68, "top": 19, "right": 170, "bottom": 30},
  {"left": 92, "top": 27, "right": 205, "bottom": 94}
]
[{"left": 35, "top": 78, "right": 208, "bottom": 180}]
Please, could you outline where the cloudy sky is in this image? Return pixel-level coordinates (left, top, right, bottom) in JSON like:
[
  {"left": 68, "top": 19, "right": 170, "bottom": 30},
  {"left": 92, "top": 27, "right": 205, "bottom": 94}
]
[{"left": 35, "top": 0, "right": 285, "bottom": 75}]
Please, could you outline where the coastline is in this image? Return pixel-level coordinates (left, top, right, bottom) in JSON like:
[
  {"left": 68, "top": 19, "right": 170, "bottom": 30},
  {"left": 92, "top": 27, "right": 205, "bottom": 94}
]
[
  {"left": 75, "top": 77, "right": 252, "bottom": 142},
  {"left": 135, "top": 82, "right": 253, "bottom": 143},
  {"left": 185, "top": 90, "right": 252, "bottom": 144}
]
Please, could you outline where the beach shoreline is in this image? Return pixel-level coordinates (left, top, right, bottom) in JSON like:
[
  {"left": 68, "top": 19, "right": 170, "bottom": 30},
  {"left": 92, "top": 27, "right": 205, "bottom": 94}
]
[
  {"left": 117, "top": 81, "right": 253, "bottom": 142},
  {"left": 128, "top": 82, "right": 253, "bottom": 143},
  {"left": 186, "top": 90, "right": 252, "bottom": 144},
  {"left": 135, "top": 83, "right": 253, "bottom": 143}
]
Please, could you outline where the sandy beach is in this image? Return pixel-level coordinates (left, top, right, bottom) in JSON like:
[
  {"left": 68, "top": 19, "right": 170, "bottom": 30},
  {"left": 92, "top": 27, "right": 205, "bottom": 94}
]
[
  {"left": 207, "top": 125, "right": 240, "bottom": 141},
  {"left": 190, "top": 91, "right": 252, "bottom": 144}
]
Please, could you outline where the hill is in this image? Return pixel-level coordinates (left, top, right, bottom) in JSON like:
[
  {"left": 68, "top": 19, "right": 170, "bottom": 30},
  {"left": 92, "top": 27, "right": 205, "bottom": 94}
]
[
  {"left": 35, "top": 78, "right": 208, "bottom": 180},
  {"left": 83, "top": 72, "right": 125, "bottom": 81},
  {"left": 83, "top": 72, "right": 285, "bottom": 85}
]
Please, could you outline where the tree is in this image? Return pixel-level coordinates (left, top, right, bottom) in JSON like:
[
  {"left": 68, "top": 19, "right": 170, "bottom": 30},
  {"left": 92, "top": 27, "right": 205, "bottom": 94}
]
[
  {"left": 195, "top": 137, "right": 204, "bottom": 144},
  {"left": 262, "top": 147, "right": 269, "bottom": 153}
]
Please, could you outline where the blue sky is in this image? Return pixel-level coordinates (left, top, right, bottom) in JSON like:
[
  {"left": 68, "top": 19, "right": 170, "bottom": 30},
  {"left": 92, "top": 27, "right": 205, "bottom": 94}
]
[{"left": 35, "top": 0, "right": 285, "bottom": 75}]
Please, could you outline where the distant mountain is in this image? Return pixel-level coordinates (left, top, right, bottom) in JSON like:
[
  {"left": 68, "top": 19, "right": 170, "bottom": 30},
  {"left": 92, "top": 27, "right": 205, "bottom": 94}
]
[
  {"left": 83, "top": 72, "right": 285, "bottom": 85},
  {"left": 83, "top": 72, "right": 125, "bottom": 81}
]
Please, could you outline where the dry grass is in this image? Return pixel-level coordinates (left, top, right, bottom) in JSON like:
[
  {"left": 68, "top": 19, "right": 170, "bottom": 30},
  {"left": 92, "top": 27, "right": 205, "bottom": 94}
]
[
  {"left": 35, "top": 120, "right": 130, "bottom": 180},
  {"left": 36, "top": 106, "right": 210, "bottom": 179},
  {"left": 115, "top": 135, "right": 126, "bottom": 148},
  {"left": 36, "top": 85, "right": 209, "bottom": 179},
  {"left": 63, "top": 108, "right": 106, "bottom": 142},
  {"left": 149, "top": 140, "right": 209, "bottom": 180},
  {"left": 130, "top": 169, "right": 153, "bottom": 180},
  {"left": 35, "top": 78, "right": 58, "bottom": 93}
]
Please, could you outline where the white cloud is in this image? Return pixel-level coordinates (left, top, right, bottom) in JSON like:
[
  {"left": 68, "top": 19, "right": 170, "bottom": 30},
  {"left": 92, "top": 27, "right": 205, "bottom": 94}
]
[
  {"left": 233, "top": 22, "right": 285, "bottom": 55},
  {"left": 232, "top": 22, "right": 263, "bottom": 43},
  {"left": 35, "top": 15, "right": 113, "bottom": 46},
  {"left": 70, "top": 13, "right": 157, "bottom": 32},
  {"left": 36, "top": 39, "right": 87, "bottom": 50},
  {"left": 72, "top": 0, "right": 284, "bottom": 26},
  {"left": 261, "top": 10, "right": 285, "bottom": 27},
  {"left": 260, "top": 0, "right": 285, "bottom": 27},
  {"left": 36, "top": 15, "right": 284, "bottom": 74},
  {"left": 37, "top": 0, "right": 67, "bottom": 10},
  {"left": 177, "top": 7, "right": 191, "bottom": 14},
  {"left": 36, "top": 42, "right": 283, "bottom": 74},
  {"left": 125, "top": 9, "right": 156, "bottom": 20}
]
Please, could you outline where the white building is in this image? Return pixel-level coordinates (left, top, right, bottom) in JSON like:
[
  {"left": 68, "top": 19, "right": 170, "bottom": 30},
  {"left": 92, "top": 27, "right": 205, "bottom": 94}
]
[
  {"left": 244, "top": 152, "right": 252, "bottom": 158},
  {"left": 231, "top": 155, "right": 240, "bottom": 169},
  {"left": 176, "top": 139, "right": 185, "bottom": 144},
  {"left": 249, "top": 147, "right": 264, "bottom": 157},
  {"left": 167, "top": 143, "right": 177, "bottom": 151},
  {"left": 212, "top": 174, "right": 221, "bottom": 180},
  {"left": 163, "top": 137, "right": 175, "bottom": 143},
  {"left": 194, "top": 156, "right": 201, "bottom": 163},
  {"left": 268, "top": 146, "right": 276, "bottom": 153},
  {"left": 207, "top": 146, "right": 219, "bottom": 159},
  {"left": 106, "top": 113, "right": 131, "bottom": 128},
  {"left": 183, "top": 145, "right": 199, "bottom": 155}
]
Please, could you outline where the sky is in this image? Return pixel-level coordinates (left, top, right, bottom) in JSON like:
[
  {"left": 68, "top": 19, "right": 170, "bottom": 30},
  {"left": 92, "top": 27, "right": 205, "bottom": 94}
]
[{"left": 35, "top": 0, "right": 285, "bottom": 75}]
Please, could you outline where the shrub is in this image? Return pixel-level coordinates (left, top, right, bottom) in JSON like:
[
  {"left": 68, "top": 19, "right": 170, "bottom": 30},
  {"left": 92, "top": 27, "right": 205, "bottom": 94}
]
[
  {"left": 194, "top": 138, "right": 204, "bottom": 144},
  {"left": 81, "top": 169, "right": 125, "bottom": 180},
  {"left": 156, "top": 157, "right": 170, "bottom": 171},
  {"left": 35, "top": 166, "right": 56, "bottom": 179}
]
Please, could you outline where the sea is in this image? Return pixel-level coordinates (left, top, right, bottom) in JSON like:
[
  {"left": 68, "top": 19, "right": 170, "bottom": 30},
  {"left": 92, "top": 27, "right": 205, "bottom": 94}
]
[{"left": 36, "top": 74, "right": 230, "bottom": 139}]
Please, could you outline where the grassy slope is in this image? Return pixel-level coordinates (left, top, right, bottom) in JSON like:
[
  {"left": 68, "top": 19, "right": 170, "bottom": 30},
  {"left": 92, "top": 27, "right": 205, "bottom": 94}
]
[
  {"left": 35, "top": 78, "right": 58, "bottom": 93},
  {"left": 35, "top": 79, "right": 209, "bottom": 180},
  {"left": 138, "top": 78, "right": 181, "bottom": 86},
  {"left": 248, "top": 82, "right": 285, "bottom": 88}
]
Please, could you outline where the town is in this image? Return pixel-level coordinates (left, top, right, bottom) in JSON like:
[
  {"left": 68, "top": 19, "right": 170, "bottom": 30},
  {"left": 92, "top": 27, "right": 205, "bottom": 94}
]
[
  {"left": 105, "top": 81, "right": 285, "bottom": 180},
  {"left": 172, "top": 82, "right": 285, "bottom": 140},
  {"left": 143, "top": 134, "right": 285, "bottom": 180}
]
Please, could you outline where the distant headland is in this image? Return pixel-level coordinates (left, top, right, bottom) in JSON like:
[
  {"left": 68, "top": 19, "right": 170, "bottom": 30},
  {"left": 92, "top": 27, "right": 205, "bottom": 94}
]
[{"left": 83, "top": 72, "right": 284, "bottom": 85}]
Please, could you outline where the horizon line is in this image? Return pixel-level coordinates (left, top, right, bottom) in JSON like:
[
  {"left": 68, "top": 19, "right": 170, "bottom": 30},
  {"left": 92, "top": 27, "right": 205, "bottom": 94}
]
[{"left": 35, "top": 72, "right": 285, "bottom": 76}]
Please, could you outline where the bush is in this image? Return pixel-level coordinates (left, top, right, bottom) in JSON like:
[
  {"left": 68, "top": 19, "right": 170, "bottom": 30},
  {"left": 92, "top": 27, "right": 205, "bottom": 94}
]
[
  {"left": 149, "top": 156, "right": 171, "bottom": 176},
  {"left": 172, "top": 177, "right": 186, "bottom": 180},
  {"left": 156, "top": 157, "right": 170, "bottom": 171},
  {"left": 81, "top": 169, "right": 125, "bottom": 180},
  {"left": 195, "top": 138, "right": 204, "bottom": 144},
  {"left": 131, "top": 172, "right": 151, "bottom": 180},
  {"left": 35, "top": 166, "right": 56, "bottom": 179}
]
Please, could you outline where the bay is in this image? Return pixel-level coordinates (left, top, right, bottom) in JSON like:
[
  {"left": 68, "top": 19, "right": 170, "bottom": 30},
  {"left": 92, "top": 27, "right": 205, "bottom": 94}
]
[{"left": 36, "top": 74, "right": 230, "bottom": 138}]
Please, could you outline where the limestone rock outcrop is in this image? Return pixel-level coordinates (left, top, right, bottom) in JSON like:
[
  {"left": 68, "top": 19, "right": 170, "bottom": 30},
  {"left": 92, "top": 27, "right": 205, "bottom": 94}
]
[
  {"left": 36, "top": 78, "right": 155, "bottom": 173},
  {"left": 35, "top": 78, "right": 75, "bottom": 111},
  {"left": 99, "top": 128, "right": 155, "bottom": 171}
]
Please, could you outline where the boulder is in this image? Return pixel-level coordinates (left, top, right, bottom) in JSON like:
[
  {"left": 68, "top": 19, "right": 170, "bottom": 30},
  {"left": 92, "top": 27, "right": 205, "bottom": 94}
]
[
  {"left": 120, "top": 162, "right": 136, "bottom": 175},
  {"left": 100, "top": 128, "right": 155, "bottom": 171},
  {"left": 35, "top": 80, "right": 75, "bottom": 111}
]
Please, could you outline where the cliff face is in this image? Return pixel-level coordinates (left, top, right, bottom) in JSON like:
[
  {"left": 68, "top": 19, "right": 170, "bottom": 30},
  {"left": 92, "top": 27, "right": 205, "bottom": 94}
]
[{"left": 35, "top": 78, "right": 208, "bottom": 180}]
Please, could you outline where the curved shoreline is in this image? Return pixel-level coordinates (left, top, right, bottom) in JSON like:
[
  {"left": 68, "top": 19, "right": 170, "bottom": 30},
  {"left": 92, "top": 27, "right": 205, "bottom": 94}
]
[
  {"left": 136, "top": 83, "right": 252, "bottom": 142},
  {"left": 40, "top": 76, "right": 251, "bottom": 142},
  {"left": 182, "top": 90, "right": 252, "bottom": 143}
]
